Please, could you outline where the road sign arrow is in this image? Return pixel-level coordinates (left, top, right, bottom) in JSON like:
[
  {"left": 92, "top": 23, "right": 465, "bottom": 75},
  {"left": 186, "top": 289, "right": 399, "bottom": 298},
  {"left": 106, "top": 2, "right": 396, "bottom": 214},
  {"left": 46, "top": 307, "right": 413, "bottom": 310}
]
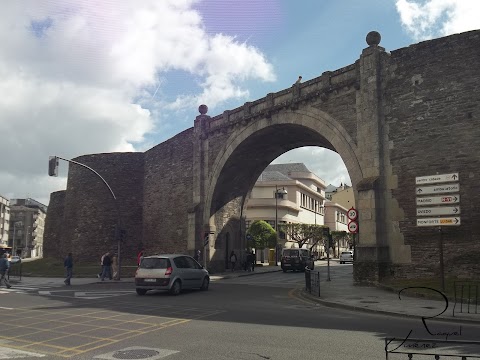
[
  {"left": 452, "top": 174, "right": 458, "bottom": 180},
  {"left": 453, "top": 207, "right": 459, "bottom": 213},
  {"left": 417, "top": 188, "right": 423, "bottom": 193},
  {"left": 455, "top": 218, "right": 459, "bottom": 224}
]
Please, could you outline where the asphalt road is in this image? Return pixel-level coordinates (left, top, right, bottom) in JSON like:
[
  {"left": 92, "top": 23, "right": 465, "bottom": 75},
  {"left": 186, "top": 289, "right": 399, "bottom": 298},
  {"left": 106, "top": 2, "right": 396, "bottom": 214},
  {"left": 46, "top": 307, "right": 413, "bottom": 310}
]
[{"left": 1, "top": 266, "right": 479, "bottom": 360}]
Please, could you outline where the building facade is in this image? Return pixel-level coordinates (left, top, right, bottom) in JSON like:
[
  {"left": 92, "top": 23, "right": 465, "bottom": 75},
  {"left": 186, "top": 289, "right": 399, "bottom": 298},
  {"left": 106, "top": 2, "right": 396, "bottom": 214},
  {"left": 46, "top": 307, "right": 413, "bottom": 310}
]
[
  {"left": 0, "top": 195, "right": 10, "bottom": 247},
  {"left": 245, "top": 163, "right": 351, "bottom": 259},
  {"left": 9, "top": 198, "right": 47, "bottom": 258}
]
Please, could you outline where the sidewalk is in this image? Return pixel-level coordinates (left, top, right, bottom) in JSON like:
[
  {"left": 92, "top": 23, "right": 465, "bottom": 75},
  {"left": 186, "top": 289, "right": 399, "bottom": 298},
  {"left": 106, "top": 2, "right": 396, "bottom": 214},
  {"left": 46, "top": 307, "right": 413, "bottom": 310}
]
[{"left": 299, "top": 261, "right": 480, "bottom": 324}]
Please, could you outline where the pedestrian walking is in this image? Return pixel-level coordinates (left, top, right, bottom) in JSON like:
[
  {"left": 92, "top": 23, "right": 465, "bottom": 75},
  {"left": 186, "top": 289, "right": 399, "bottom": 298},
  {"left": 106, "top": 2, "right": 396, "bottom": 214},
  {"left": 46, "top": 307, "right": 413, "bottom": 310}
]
[
  {"left": 194, "top": 249, "right": 201, "bottom": 262},
  {"left": 64, "top": 253, "right": 73, "bottom": 286},
  {"left": 97, "top": 252, "right": 108, "bottom": 278},
  {"left": 0, "top": 254, "right": 12, "bottom": 289},
  {"left": 100, "top": 252, "right": 113, "bottom": 281},
  {"left": 229, "top": 251, "right": 237, "bottom": 272},
  {"left": 112, "top": 254, "right": 119, "bottom": 280},
  {"left": 247, "top": 251, "right": 255, "bottom": 272}
]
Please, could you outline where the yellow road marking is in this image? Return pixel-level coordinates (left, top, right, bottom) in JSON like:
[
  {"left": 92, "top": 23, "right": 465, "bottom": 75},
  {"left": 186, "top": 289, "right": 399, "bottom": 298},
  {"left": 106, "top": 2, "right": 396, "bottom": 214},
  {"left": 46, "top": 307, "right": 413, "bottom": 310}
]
[{"left": 0, "top": 306, "right": 224, "bottom": 358}]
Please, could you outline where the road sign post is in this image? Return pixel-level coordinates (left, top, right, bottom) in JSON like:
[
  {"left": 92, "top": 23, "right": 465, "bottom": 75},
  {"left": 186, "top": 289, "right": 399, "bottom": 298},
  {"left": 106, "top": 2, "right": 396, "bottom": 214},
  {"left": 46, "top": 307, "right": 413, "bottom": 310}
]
[
  {"left": 347, "top": 207, "right": 359, "bottom": 261},
  {"left": 415, "top": 172, "right": 460, "bottom": 292},
  {"left": 203, "top": 233, "right": 209, "bottom": 268}
]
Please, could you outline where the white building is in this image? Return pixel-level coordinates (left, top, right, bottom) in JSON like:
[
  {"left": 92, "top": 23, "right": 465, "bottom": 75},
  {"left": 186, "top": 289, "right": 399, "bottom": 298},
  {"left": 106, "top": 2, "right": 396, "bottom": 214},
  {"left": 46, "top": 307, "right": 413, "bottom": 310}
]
[
  {"left": 9, "top": 198, "right": 47, "bottom": 258},
  {"left": 245, "top": 163, "right": 351, "bottom": 260},
  {"left": 0, "top": 194, "right": 10, "bottom": 247}
]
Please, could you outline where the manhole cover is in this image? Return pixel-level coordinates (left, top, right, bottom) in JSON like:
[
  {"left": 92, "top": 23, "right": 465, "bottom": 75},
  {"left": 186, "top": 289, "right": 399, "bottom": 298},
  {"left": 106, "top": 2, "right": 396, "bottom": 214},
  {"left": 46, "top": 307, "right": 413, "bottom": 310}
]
[
  {"left": 359, "top": 300, "right": 379, "bottom": 304},
  {"left": 113, "top": 349, "right": 160, "bottom": 359}
]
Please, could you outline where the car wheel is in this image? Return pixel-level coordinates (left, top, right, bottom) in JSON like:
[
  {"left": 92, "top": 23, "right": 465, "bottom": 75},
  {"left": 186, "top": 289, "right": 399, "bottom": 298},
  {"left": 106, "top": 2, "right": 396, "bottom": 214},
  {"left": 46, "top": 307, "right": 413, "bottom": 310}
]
[
  {"left": 170, "top": 280, "right": 182, "bottom": 295},
  {"left": 136, "top": 288, "right": 147, "bottom": 296},
  {"left": 200, "top": 277, "right": 209, "bottom": 291}
]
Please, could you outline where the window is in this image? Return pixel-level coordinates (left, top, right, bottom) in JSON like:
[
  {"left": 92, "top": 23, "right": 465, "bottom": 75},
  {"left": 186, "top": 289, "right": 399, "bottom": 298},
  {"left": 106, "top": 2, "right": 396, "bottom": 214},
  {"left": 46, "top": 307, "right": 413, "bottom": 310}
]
[
  {"left": 184, "top": 256, "right": 201, "bottom": 269},
  {"left": 140, "top": 258, "right": 170, "bottom": 269},
  {"left": 173, "top": 256, "right": 190, "bottom": 269},
  {"left": 282, "top": 249, "right": 299, "bottom": 257},
  {"left": 245, "top": 220, "right": 251, "bottom": 229}
]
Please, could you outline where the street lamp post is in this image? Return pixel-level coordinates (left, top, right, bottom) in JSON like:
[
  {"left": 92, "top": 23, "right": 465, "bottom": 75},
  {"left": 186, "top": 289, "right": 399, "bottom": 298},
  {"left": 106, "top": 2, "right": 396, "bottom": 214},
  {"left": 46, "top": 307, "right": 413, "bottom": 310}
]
[
  {"left": 275, "top": 185, "right": 287, "bottom": 265},
  {"left": 48, "top": 156, "right": 123, "bottom": 279}
]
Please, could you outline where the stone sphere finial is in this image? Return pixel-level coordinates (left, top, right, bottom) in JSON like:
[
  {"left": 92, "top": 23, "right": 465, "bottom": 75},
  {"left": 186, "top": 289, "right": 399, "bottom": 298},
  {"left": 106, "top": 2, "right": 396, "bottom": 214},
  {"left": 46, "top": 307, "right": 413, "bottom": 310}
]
[
  {"left": 198, "top": 104, "right": 208, "bottom": 115},
  {"left": 366, "top": 31, "right": 381, "bottom": 46}
]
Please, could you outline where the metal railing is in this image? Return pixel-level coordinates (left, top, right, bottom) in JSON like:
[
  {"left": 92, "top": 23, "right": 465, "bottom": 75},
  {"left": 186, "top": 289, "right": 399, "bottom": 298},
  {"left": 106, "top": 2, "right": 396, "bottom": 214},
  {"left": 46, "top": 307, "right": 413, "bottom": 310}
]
[
  {"left": 385, "top": 338, "right": 480, "bottom": 359},
  {"left": 453, "top": 281, "right": 479, "bottom": 317},
  {"left": 305, "top": 268, "right": 320, "bottom": 297},
  {"left": 7, "top": 262, "right": 22, "bottom": 281}
]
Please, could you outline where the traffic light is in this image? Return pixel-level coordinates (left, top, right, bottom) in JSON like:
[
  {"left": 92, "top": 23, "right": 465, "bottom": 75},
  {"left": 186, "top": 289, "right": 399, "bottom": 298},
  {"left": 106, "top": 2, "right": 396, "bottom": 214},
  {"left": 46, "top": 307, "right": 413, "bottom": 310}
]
[{"left": 48, "top": 156, "right": 59, "bottom": 177}]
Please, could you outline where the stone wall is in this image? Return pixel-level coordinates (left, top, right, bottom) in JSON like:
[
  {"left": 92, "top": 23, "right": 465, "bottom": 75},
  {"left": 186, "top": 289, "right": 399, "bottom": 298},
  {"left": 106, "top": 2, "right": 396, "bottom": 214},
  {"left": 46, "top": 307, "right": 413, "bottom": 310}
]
[
  {"left": 43, "top": 190, "right": 66, "bottom": 259},
  {"left": 58, "top": 152, "right": 145, "bottom": 262},
  {"left": 44, "top": 30, "right": 480, "bottom": 281},
  {"left": 143, "top": 128, "right": 195, "bottom": 256},
  {"left": 385, "top": 30, "right": 480, "bottom": 279}
]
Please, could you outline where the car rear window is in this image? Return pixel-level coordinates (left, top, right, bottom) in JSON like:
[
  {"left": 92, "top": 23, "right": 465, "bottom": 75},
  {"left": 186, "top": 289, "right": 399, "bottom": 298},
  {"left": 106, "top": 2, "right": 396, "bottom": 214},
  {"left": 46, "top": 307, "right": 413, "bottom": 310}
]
[
  {"left": 283, "top": 250, "right": 299, "bottom": 257},
  {"left": 140, "top": 258, "right": 170, "bottom": 269}
]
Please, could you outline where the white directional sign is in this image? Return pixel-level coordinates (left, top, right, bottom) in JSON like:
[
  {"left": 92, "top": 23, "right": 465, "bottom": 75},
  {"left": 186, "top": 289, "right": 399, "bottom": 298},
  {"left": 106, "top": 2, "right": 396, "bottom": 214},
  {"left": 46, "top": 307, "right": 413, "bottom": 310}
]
[
  {"left": 415, "top": 173, "right": 459, "bottom": 185},
  {"left": 416, "top": 183, "right": 459, "bottom": 195},
  {"left": 417, "top": 217, "right": 461, "bottom": 227},
  {"left": 416, "top": 195, "right": 460, "bottom": 206},
  {"left": 416, "top": 206, "right": 460, "bottom": 216}
]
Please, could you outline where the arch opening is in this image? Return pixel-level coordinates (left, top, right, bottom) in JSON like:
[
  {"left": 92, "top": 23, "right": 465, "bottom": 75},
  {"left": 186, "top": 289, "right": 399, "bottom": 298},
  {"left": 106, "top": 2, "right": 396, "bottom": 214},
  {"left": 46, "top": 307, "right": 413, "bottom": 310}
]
[{"left": 203, "top": 108, "right": 362, "bottom": 272}]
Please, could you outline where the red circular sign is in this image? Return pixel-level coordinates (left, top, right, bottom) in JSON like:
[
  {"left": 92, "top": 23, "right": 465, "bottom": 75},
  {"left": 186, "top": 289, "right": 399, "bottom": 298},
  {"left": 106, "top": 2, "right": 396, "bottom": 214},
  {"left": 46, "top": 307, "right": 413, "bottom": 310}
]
[
  {"left": 348, "top": 221, "right": 358, "bottom": 233},
  {"left": 347, "top": 207, "right": 358, "bottom": 221}
]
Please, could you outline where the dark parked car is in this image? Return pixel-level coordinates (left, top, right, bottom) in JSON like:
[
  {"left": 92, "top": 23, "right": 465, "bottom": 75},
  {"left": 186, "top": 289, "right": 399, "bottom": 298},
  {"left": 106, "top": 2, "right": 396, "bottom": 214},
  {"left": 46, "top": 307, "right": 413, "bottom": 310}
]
[{"left": 281, "top": 248, "right": 314, "bottom": 272}]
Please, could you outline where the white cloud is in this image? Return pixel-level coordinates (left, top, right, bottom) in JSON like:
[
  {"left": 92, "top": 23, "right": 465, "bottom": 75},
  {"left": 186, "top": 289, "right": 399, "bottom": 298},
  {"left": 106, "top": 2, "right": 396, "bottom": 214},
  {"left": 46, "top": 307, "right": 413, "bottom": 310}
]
[
  {"left": 0, "top": 0, "right": 275, "bottom": 204},
  {"left": 396, "top": 0, "right": 480, "bottom": 40},
  {"left": 272, "top": 147, "right": 351, "bottom": 187}
]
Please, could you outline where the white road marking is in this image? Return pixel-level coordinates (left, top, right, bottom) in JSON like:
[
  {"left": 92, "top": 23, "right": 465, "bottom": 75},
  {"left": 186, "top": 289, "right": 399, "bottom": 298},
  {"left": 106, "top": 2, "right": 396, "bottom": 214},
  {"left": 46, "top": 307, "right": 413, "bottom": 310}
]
[
  {"left": 38, "top": 290, "right": 134, "bottom": 299},
  {"left": 0, "top": 343, "right": 45, "bottom": 359}
]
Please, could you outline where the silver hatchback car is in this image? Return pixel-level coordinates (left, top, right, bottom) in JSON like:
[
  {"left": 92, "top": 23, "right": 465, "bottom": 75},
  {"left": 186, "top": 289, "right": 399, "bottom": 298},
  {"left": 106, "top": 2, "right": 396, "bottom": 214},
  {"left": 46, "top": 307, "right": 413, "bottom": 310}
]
[{"left": 135, "top": 254, "right": 209, "bottom": 296}]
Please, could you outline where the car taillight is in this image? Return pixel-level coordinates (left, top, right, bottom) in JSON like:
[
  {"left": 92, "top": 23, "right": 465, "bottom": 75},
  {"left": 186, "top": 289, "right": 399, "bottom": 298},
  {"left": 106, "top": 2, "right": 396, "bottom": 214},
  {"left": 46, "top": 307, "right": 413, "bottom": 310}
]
[{"left": 165, "top": 267, "right": 173, "bottom": 276}]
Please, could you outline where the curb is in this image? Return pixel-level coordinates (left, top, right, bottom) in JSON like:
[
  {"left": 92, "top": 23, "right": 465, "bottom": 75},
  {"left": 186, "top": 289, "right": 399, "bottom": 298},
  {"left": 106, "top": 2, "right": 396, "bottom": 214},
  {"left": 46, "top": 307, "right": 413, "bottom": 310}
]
[
  {"left": 297, "top": 289, "right": 480, "bottom": 324},
  {"left": 210, "top": 269, "right": 282, "bottom": 280}
]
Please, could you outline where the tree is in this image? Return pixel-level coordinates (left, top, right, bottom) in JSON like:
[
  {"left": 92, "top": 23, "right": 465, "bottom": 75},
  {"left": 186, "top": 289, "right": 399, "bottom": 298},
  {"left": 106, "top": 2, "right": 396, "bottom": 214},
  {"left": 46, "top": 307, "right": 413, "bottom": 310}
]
[
  {"left": 331, "top": 231, "right": 348, "bottom": 257},
  {"left": 279, "top": 223, "right": 329, "bottom": 250},
  {"left": 246, "top": 220, "right": 277, "bottom": 250}
]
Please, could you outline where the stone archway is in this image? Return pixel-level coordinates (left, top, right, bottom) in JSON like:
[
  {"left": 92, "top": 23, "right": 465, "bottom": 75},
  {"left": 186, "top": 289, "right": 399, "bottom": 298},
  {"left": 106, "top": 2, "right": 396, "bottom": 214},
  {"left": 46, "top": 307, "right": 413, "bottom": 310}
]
[{"left": 202, "top": 106, "right": 364, "bottom": 272}]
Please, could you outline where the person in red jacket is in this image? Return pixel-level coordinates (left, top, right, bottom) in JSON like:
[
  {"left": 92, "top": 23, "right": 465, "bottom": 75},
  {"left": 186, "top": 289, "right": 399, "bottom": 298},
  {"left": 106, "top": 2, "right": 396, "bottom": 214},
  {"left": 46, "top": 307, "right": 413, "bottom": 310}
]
[{"left": 137, "top": 250, "right": 144, "bottom": 266}]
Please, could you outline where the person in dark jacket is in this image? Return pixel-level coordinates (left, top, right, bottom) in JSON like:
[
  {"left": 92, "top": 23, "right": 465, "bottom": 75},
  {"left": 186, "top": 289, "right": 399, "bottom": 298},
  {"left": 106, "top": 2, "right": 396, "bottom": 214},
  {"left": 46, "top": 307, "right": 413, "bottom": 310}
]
[
  {"left": 247, "top": 251, "right": 255, "bottom": 272},
  {"left": 100, "top": 252, "right": 113, "bottom": 281},
  {"left": 0, "top": 254, "right": 12, "bottom": 289},
  {"left": 64, "top": 253, "right": 73, "bottom": 286}
]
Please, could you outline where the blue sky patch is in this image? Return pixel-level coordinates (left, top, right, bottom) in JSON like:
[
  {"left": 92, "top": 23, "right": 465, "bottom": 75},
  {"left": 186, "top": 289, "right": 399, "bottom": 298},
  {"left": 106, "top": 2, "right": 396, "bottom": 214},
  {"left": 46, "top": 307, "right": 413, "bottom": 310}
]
[{"left": 30, "top": 17, "right": 54, "bottom": 38}]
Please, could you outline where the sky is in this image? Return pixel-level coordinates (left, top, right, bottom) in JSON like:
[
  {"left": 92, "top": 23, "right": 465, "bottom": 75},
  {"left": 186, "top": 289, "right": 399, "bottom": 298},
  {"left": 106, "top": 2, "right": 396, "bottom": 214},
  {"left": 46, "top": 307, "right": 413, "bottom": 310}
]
[{"left": 1, "top": 0, "right": 479, "bottom": 206}]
